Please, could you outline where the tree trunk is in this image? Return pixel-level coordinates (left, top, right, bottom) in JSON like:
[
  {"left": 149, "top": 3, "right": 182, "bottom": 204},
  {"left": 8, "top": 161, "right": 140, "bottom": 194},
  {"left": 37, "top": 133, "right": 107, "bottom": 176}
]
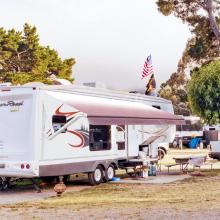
[
  {"left": 205, "top": 0, "right": 220, "bottom": 52},
  {"left": 16, "top": 51, "right": 21, "bottom": 72}
]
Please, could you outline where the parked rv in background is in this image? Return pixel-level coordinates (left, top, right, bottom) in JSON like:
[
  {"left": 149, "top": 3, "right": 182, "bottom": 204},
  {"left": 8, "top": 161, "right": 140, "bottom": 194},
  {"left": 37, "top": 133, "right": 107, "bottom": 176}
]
[
  {"left": 205, "top": 125, "right": 220, "bottom": 160},
  {"left": 173, "top": 115, "right": 220, "bottom": 149},
  {"left": 173, "top": 116, "right": 203, "bottom": 147},
  {"left": 209, "top": 141, "right": 220, "bottom": 160},
  {"left": 0, "top": 85, "right": 183, "bottom": 186}
]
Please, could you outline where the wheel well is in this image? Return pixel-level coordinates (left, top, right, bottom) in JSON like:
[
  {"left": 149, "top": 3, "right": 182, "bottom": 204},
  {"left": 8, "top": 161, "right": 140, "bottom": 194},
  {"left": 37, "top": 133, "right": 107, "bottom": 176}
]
[
  {"left": 96, "top": 162, "right": 118, "bottom": 172},
  {"left": 158, "top": 147, "right": 167, "bottom": 154},
  {"left": 110, "top": 162, "right": 117, "bottom": 170},
  {"left": 98, "top": 164, "right": 106, "bottom": 171}
]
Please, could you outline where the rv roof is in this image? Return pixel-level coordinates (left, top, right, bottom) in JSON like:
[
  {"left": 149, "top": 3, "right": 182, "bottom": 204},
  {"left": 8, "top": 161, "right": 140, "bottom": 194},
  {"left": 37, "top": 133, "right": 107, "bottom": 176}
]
[
  {"left": 10, "top": 84, "right": 171, "bottom": 104},
  {"left": 2, "top": 85, "right": 183, "bottom": 125}
]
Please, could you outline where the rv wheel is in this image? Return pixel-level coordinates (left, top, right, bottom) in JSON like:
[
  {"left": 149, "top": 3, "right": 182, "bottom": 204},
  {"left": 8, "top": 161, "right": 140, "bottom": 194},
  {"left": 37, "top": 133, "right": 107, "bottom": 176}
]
[
  {"left": 88, "top": 165, "right": 103, "bottom": 186},
  {"left": 0, "top": 177, "right": 4, "bottom": 190},
  {"left": 0, "top": 177, "right": 8, "bottom": 191},
  {"left": 103, "top": 164, "right": 115, "bottom": 182}
]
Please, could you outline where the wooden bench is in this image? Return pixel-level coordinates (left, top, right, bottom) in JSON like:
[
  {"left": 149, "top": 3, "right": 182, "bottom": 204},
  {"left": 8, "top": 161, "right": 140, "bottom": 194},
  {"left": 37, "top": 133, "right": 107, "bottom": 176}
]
[
  {"left": 189, "top": 156, "right": 206, "bottom": 172},
  {"left": 188, "top": 157, "right": 218, "bottom": 171},
  {"left": 202, "top": 159, "right": 219, "bottom": 170},
  {"left": 165, "top": 163, "right": 182, "bottom": 173},
  {"left": 124, "top": 166, "right": 143, "bottom": 177}
]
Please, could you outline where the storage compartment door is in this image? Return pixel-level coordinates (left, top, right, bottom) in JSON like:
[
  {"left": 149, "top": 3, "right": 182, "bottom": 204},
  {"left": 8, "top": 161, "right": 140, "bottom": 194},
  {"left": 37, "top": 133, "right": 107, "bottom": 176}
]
[{"left": 127, "top": 125, "right": 139, "bottom": 157}]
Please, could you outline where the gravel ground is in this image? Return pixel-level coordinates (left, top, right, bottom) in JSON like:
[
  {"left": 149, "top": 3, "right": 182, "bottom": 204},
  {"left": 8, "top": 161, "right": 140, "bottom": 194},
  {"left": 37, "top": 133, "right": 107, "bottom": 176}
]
[
  {"left": 0, "top": 182, "right": 91, "bottom": 205},
  {"left": 0, "top": 149, "right": 219, "bottom": 219},
  {"left": 1, "top": 207, "right": 220, "bottom": 220},
  {"left": 0, "top": 173, "right": 190, "bottom": 205}
]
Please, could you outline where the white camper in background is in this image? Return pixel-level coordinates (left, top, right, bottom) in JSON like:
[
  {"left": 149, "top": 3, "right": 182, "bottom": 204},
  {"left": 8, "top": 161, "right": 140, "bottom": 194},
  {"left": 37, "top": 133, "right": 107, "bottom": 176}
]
[
  {"left": 174, "top": 116, "right": 203, "bottom": 146},
  {"left": 0, "top": 85, "right": 183, "bottom": 185}
]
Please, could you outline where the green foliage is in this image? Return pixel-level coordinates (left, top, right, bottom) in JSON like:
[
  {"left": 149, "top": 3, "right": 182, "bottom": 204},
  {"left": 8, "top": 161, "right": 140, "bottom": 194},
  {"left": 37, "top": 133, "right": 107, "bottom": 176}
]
[
  {"left": 157, "top": 0, "right": 220, "bottom": 119},
  {"left": 156, "top": 0, "right": 220, "bottom": 69},
  {"left": 188, "top": 60, "right": 220, "bottom": 124},
  {"left": 0, "top": 23, "right": 75, "bottom": 85},
  {"left": 157, "top": 0, "right": 174, "bottom": 16},
  {"left": 186, "top": 17, "right": 219, "bottom": 65},
  {"left": 159, "top": 72, "right": 191, "bottom": 115}
]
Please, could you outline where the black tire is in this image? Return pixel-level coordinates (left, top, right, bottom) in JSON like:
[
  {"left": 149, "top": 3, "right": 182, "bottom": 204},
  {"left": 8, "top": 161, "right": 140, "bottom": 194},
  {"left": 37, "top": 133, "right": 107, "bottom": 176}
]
[
  {"left": 0, "top": 177, "right": 4, "bottom": 191},
  {"left": 158, "top": 148, "right": 166, "bottom": 160},
  {"left": 88, "top": 165, "right": 103, "bottom": 186},
  {"left": 0, "top": 177, "right": 8, "bottom": 191},
  {"left": 103, "top": 164, "right": 115, "bottom": 182}
]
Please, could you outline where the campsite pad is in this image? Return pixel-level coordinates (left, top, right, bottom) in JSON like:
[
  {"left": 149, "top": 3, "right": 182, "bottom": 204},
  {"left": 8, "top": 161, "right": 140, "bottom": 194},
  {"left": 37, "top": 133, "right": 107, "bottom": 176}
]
[
  {"left": 0, "top": 184, "right": 91, "bottom": 205},
  {"left": 111, "top": 174, "right": 190, "bottom": 184}
]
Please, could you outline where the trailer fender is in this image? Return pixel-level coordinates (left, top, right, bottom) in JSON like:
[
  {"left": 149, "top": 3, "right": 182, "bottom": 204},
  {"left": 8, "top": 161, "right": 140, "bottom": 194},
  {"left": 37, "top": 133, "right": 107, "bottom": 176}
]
[{"left": 90, "top": 160, "right": 118, "bottom": 172}]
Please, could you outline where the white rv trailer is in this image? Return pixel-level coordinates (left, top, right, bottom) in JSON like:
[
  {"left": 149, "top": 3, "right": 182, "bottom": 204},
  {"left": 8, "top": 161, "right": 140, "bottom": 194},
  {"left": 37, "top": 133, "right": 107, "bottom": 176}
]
[
  {"left": 175, "top": 116, "right": 203, "bottom": 146},
  {"left": 0, "top": 85, "right": 183, "bottom": 185}
]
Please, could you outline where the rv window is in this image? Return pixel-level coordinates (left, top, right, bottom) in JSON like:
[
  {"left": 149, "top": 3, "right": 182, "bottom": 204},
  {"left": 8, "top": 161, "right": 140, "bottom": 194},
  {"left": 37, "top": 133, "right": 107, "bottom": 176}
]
[
  {"left": 116, "top": 125, "right": 125, "bottom": 132},
  {"left": 116, "top": 125, "right": 125, "bottom": 150},
  {"left": 89, "top": 125, "right": 111, "bottom": 151},
  {"left": 177, "top": 120, "right": 203, "bottom": 132},
  {"left": 152, "top": 105, "right": 161, "bottom": 110},
  {"left": 118, "top": 142, "right": 125, "bottom": 150},
  {"left": 52, "top": 115, "right": 67, "bottom": 133},
  {"left": 176, "top": 125, "right": 182, "bottom": 131},
  {"left": 182, "top": 122, "right": 203, "bottom": 131}
]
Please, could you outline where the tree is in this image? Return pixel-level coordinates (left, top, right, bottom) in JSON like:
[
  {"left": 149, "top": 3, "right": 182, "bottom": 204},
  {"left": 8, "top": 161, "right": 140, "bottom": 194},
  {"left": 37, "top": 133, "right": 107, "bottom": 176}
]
[
  {"left": 0, "top": 23, "right": 75, "bottom": 85},
  {"left": 156, "top": 0, "right": 220, "bottom": 68},
  {"left": 158, "top": 72, "right": 191, "bottom": 115},
  {"left": 156, "top": 0, "right": 220, "bottom": 47},
  {"left": 156, "top": 1, "right": 220, "bottom": 116},
  {"left": 188, "top": 60, "right": 220, "bottom": 124}
]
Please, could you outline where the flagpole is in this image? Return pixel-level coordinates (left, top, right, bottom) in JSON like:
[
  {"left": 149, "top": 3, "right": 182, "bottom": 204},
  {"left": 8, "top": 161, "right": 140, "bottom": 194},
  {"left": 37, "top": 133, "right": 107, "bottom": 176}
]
[{"left": 141, "top": 54, "right": 156, "bottom": 96}]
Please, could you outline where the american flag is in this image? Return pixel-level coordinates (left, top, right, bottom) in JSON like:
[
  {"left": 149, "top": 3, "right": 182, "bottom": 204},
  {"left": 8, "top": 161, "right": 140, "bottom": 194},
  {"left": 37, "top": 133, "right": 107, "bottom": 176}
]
[{"left": 142, "top": 55, "right": 154, "bottom": 79}]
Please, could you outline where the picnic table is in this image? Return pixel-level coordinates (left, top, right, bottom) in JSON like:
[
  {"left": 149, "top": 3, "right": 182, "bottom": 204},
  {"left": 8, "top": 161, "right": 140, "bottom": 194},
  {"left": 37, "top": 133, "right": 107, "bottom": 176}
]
[
  {"left": 166, "top": 155, "right": 207, "bottom": 173},
  {"left": 173, "top": 156, "right": 191, "bottom": 172},
  {"left": 121, "top": 158, "right": 158, "bottom": 177}
]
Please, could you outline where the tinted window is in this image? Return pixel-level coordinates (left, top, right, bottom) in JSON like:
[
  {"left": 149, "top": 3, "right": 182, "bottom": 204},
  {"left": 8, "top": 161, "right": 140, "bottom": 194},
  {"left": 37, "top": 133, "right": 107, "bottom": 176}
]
[
  {"left": 89, "top": 125, "right": 111, "bottom": 151},
  {"left": 152, "top": 105, "right": 161, "bottom": 110},
  {"left": 116, "top": 125, "right": 125, "bottom": 150},
  {"left": 176, "top": 125, "right": 182, "bottom": 131},
  {"left": 52, "top": 115, "right": 67, "bottom": 132},
  {"left": 178, "top": 120, "right": 203, "bottom": 131}
]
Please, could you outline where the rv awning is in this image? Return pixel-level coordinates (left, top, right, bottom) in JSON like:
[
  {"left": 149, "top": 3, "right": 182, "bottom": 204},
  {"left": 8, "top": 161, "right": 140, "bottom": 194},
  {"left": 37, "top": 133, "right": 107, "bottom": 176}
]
[{"left": 49, "top": 92, "right": 184, "bottom": 125}]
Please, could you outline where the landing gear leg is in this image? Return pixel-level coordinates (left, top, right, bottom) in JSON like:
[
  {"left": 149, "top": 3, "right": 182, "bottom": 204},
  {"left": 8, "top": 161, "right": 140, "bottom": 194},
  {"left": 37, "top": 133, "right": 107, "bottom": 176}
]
[{"left": 31, "top": 178, "right": 41, "bottom": 193}]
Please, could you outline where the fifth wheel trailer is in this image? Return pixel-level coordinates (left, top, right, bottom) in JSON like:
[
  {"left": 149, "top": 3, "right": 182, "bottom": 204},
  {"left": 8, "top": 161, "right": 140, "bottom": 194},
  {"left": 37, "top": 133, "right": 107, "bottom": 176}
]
[{"left": 0, "top": 85, "right": 184, "bottom": 185}]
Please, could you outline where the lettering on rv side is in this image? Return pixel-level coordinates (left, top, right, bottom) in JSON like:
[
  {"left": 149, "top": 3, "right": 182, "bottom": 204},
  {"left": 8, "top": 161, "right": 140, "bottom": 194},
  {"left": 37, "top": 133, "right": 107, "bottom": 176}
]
[{"left": 0, "top": 101, "right": 24, "bottom": 107}]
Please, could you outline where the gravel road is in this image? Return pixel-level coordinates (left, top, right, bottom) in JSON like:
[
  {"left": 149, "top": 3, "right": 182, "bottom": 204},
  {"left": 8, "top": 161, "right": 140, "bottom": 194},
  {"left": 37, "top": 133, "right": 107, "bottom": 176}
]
[{"left": 0, "top": 181, "right": 91, "bottom": 205}]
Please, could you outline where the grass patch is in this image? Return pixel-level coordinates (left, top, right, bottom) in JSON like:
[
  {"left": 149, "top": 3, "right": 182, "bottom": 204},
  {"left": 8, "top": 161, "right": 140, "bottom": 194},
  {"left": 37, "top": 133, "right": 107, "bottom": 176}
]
[
  {"left": 30, "top": 171, "right": 220, "bottom": 211},
  {"left": 3, "top": 149, "right": 220, "bottom": 214}
]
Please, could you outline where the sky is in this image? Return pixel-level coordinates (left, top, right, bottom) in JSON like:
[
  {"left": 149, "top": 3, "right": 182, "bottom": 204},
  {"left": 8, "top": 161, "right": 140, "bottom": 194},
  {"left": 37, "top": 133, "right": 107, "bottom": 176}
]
[{"left": 0, "top": 0, "right": 191, "bottom": 92}]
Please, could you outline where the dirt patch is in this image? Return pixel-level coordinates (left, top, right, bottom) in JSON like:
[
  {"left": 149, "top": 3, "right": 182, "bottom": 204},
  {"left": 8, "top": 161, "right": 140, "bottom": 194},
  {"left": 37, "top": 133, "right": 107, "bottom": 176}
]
[
  {"left": 1, "top": 149, "right": 220, "bottom": 219},
  {"left": 1, "top": 207, "right": 220, "bottom": 220},
  {"left": 1, "top": 172, "right": 220, "bottom": 219},
  {"left": 0, "top": 181, "right": 91, "bottom": 205},
  {"left": 113, "top": 174, "right": 190, "bottom": 184}
]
